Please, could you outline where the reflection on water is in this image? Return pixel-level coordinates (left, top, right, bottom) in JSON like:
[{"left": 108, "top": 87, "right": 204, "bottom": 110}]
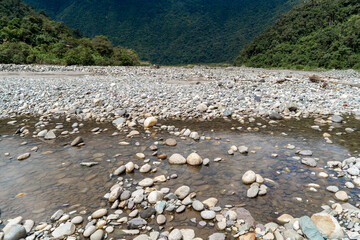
[{"left": 0, "top": 116, "right": 359, "bottom": 233}]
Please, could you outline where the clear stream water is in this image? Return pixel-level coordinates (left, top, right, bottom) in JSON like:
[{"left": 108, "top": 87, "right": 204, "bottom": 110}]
[{"left": 0, "top": 117, "right": 359, "bottom": 237}]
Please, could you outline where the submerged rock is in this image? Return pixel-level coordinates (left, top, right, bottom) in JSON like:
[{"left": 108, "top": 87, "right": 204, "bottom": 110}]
[
  {"left": 71, "top": 136, "right": 84, "bottom": 146},
  {"left": 169, "top": 154, "right": 186, "bottom": 164},
  {"left": 242, "top": 170, "right": 256, "bottom": 184},
  {"left": 186, "top": 152, "right": 203, "bottom": 165}
]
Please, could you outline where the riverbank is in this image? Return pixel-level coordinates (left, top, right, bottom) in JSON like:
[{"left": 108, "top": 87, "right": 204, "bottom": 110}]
[
  {"left": 1, "top": 65, "right": 359, "bottom": 122},
  {"left": 0, "top": 65, "right": 360, "bottom": 240}
]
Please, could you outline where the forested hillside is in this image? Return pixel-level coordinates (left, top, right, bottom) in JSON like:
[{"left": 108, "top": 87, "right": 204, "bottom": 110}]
[
  {"left": 235, "top": 0, "right": 360, "bottom": 70},
  {"left": 0, "top": 0, "right": 140, "bottom": 66},
  {"left": 23, "top": 0, "right": 301, "bottom": 65}
]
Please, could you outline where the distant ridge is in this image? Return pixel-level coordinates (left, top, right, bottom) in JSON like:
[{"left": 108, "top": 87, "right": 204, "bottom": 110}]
[{"left": 23, "top": 0, "right": 301, "bottom": 65}]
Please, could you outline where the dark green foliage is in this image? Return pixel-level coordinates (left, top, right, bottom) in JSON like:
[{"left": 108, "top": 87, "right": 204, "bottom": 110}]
[
  {"left": 235, "top": 0, "right": 360, "bottom": 70},
  {"left": 0, "top": 0, "right": 140, "bottom": 66},
  {"left": 22, "top": 0, "right": 301, "bottom": 65}
]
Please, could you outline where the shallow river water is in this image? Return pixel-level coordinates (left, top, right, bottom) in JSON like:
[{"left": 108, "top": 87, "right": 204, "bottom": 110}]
[{"left": 0, "top": 116, "right": 359, "bottom": 238}]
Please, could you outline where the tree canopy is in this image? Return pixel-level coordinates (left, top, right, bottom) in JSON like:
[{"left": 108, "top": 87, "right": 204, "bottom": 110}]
[
  {"left": 235, "top": 0, "right": 360, "bottom": 70},
  {"left": 0, "top": 0, "right": 140, "bottom": 66}
]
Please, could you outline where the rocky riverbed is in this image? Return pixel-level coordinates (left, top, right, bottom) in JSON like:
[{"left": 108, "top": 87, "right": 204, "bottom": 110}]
[
  {"left": 0, "top": 65, "right": 360, "bottom": 240},
  {"left": 1, "top": 64, "right": 360, "bottom": 121}
]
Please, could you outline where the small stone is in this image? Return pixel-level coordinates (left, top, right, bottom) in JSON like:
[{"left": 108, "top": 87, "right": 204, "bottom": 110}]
[
  {"left": 105, "top": 226, "right": 114, "bottom": 233},
  {"left": 23, "top": 220, "right": 34, "bottom": 233},
  {"left": 91, "top": 208, "right": 107, "bottom": 218},
  {"left": 176, "top": 205, "right": 186, "bottom": 213},
  {"left": 208, "top": 233, "right": 226, "bottom": 240},
  {"left": 347, "top": 166, "right": 359, "bottom": 176},
  {"left": 148, "top": 191, "right": 163, "bottom": 203},
  {"left": 125, "top": 162, "right": 135, "bottom": 172},
  {"left": 153, "top": 175, "right": 166, "bottom": 182},
  {"left": 217, "top": 222, "right": 226, "bottom": 231},
  {"left": 180, "top": 229, "right": 195, "bottom": 240},
  {"left": 136, "top": 153, "right": 145, "bottom": 159},
  {"left": 255, "top": 174, "right": 264, "bottom": 183},
  {"left": 3, "top": 224, "right": 26, "bottom": 240},
  {"left": 331, "top": 115, "right": 344, "bottom": 123},
  {"left": 301, "top": 158, "right": 317, "bottom": 167},
  {"left": 277, "top": 214, "right": 293, "bottom": 224},
  {"left": 144, "top": 117, "right": 157, "bottom": 128},
  {"left": 247, "top": 185, "right": 259, "bottom": 198},
  {"left": 140, "top": 164, "right": 151, "bottom": 173},
  {"left": 345, "top": 182, "right": 355, "bottom": 189},
  {"left": 239, "top": 233, "right": 256, "bottom": 240},
  {"left": 127, "top": 218, "right": 147, "bottom": 229},
  {"left": 200, "top": 210, "right": 216, "bottom": 220},
  {"left": 157, "top": 215, "right": 166, "bottom": 225},
  {"left": 186, "top": 152, "right": 203, "bottom": 165},
  {"left": 71, "top": 216, "right": 83, "bottom": 224},
  {"left": 109, "top": 187, "right": 121, "bottom": 202},
  {"left": 318, "top": 172, "right": 328, "bottom": 178},
  {"left": 37, "top": 130, "right": 48, "bottom": 137},
  {"left": 169, "top": 229, "right": 182, "bottom": 240},
  {"left": 239, "top": 146, "right": 249, "bottom": 154},
  {"left": 175, "top": 185, "right": 190, "bottom": 199},
  {"left": 44, "top": 130, "right": 56, "bottom": 140},
  {"left": 190, "top": 132, "right": 200, "bottom": 140},
  {"left": 326, "top": 186, "right": 339, "bottom": 193},
  {"left": 203, "top": 158, "right": 210, "bottom": 165},
  {"left": 52, "top": 222, "right": 75, "bottom": 238},
  {"left": 197, "top": 103, "right": 208, "bottom": 112},
  {"left": 140, "top": 207, "right": 156, "bottom": 219},
  {"left": 203, "top": 197, "right": 218, "bottom": 208},
  {"left": 269, "top": 113, "right": 283, "bottom": 120},
  {"left": 335, "top": 191, "right": 348, "bottom": 201},
  {"left": 242, "top": 170, "right": 256, "bottom": 184},
  {"left": 298, "top": 150, "right": 313, "bottom": 156},
  {"left": 192, "top": 200, "right": 204, "bottom": 211},
  {"left": 165, "top": 138, "right": 177, "bottom": 146},
  {"left": 17, "top": 153, "right": 30, "bottom": 161},
  {"left": 169, "top": 153, "right": 186, "bottom": 164},
  {"left": 51, "top": 209, "right": 64, "bottom": 221},
  {"left": 83, "top": 225, "right": 97, "bottom": 237},
  {"left": 90, "top": 229, "right": 104, "bottom": 240},
  {"left": 139, "top": 178, "right": 154, "bottom": 187},
  {"left": 71, "top": 136, "right": 84, "bottom": 147}
]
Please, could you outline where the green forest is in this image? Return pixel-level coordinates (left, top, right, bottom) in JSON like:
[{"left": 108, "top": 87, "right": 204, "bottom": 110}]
[
  {"left": 235, "top": 0, "right": 360, "bottom": 70},
  {"left": 23, "top": 0, "right": 301, "bottom": 65},
  {"left": 0, "top": 0, "right": 140, "bottom": 66}
]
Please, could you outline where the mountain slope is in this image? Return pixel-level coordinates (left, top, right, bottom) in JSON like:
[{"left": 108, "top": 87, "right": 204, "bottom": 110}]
[
  {"left": 235, "top": 0, "right": 360, "bottom": 70},
  {"left": 23, "top": 0, "right": 301, "bottom": 65},
  {"left": 0, "top": 0, "right": 140, "bottom": 65}
]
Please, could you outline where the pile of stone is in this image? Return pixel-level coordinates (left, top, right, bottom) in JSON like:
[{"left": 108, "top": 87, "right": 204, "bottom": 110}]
[{"left": 241, "top": 170, "right": 268, "bottom": 198}]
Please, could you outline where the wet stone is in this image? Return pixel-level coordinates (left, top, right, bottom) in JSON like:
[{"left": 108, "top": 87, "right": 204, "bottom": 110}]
[
  {"left": 140, "top": 207, "right": 156, "bottom": 219},
  {"left": 71, "top": 136, "right": 84, "bottom": 146},
  {"left": 192, "top": 200, "right": 204, "bottom": 211},
  {"left": 127, "top": 218, "right": 147, "bottom": 229},
  {"left": 17, "top": 153, "right": 30, "bottom": 161},
  {"left": 3, "top": 224, "right": 26, "bottom": 240},
  {"left": 208, "top": 233, "right": 226, "bottom": 240},
  {"left": 201, "top": 210, "right": 216, "bottom": 220},
  {"left": 298, "top": 150, "right": 313, "bottom": 156},
  {"left": 301, "top": 158, "right": 317, "bottom": 167}
]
